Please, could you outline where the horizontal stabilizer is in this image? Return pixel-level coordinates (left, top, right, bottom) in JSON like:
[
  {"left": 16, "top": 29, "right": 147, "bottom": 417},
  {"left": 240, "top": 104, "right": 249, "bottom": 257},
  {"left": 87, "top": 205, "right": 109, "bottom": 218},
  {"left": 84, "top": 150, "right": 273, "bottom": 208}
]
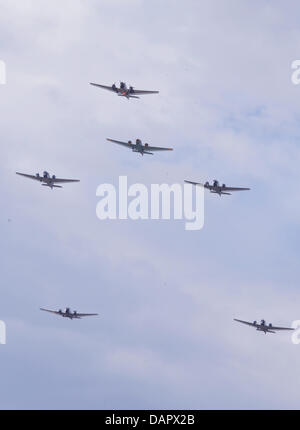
[
  {"left": 210, "top": 191, "right": 232, "bottom": 196},
  {"left": 42, "top": 184, "right": 63, "bottom": 189}
]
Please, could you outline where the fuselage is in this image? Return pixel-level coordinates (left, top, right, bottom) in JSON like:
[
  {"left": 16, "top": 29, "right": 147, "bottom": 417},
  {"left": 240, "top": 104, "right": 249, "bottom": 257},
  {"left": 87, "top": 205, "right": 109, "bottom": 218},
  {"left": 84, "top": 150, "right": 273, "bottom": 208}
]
[
  {"left": 132, "top": 139, "right": 150, "bottom": 155},
  {"left": 205, "top": 181, "right": 228, "bottom": 196},
  {"left": 255, "top": 321, "right": 274, "bottom": 334},
  {"left": 62, "top": 314, "right": 80, "bottom": 320},
  {"left": 133, "top": 140, "right": 142, "bottom": 152},
  {"left": 118, "top": 82, "right": 127, "bottom": 96},
  {"left": 36, "top": 172, "right": 57, "bottom": 189},
  {"left": 60, "top": 309, "right": 80, "bottom": 320},
  {"left": 116, "top": 83, "right": 136, "bottom": 99}
]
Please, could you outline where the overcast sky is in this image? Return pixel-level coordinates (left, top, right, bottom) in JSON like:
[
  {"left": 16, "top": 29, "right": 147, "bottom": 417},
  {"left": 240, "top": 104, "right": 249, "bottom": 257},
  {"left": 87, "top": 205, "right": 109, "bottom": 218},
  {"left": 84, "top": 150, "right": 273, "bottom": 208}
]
[{"left": 1, "top": 0, "right": 300, "bottom": 410}]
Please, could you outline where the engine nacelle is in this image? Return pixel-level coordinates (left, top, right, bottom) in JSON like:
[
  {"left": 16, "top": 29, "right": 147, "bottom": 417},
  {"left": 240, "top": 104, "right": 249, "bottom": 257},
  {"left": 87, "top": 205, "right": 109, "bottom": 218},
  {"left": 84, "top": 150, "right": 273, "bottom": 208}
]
[
  {"left": 36, "top": 173, "right": 40, "bottom": 178},
  {"left": 145, "top": 143, "right": 149, "bottom": 147},
  {"left": 52, "top": 175, "right": 56, "bottom": 179},
  {"left": 222, "top": 184, "right": 226, "bottom": 188},
  {"left": 128, "top": 141, "right": 132, "bottom": 145}
]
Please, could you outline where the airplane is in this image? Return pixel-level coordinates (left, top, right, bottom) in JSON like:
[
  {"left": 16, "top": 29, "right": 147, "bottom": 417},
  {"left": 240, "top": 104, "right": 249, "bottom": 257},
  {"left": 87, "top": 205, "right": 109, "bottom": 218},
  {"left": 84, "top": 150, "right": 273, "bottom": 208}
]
[
  {"left": 90, "top": 81, "right": 159, "bottom": 99},
  {"left": 184, "top": 179, "right": 250, "bottom": 196},
  {"left": 40, "top": 308, "right": 98, "bottom": 320},
  {"left": 16, "top": 171, "right": 80, "bottom": 189},
  {"left": 234, "top": 319, "right": 294, "bottom": 334},
  {"left": 107, "top": 138, "right": 173, "bottom": 156}
]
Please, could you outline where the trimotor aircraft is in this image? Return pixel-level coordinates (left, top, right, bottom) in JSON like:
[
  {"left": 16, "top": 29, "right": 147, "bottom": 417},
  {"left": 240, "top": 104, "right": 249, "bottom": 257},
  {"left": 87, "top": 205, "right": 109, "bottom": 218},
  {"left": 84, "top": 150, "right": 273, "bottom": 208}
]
[
  {"left": 40, "top": 308, "right": 98, "bottom": 320},
  {"left": 90, "top": 81, "right": 159, "bottom": 99},
  {"left": 234, "top": 319, "right": 294, "bottom": 334},
  {"left": 16, "top": 171, "right": 80, "bottom": 189},
  {"left": 184, "top": 179, "right": 250, "bottom": 196},
  {"left": 107, "top": 138, "right": 173, "bottom": 156}
]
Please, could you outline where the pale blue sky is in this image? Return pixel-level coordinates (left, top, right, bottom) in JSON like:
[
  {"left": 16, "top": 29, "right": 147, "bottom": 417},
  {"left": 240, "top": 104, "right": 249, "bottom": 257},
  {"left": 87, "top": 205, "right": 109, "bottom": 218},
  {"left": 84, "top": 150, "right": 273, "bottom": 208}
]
[{"left": 1, "top": 0, "right": 300, "bottom": 409}]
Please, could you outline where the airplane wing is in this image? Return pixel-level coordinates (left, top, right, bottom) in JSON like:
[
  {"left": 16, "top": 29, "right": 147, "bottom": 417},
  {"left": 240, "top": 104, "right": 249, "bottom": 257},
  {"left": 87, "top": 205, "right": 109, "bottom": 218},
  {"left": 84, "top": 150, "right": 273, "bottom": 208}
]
[
  {"left": 145, "top": 145, "right": 173, "bottom": 152},
  {"left": 223, "top": 187, "right": 250, "bottom": 192},
  {"left": 16, "top": 172, "right": 41, "bottom": 181},
  {"left": 52, "top": 178, "right": 80, "bottom": 184},
  {"left": 131, "top": 89, "right": 159, "bottom": 95},
  {"left": 184, "top": 182, "right": 250, "bottom": 192},
  {"left": 16, "top": 173, "right": 79, "bottom": 184},
  {"left": 76, "top": 313, "right": 99, "bottom": 318},
  {"left": 40, "top": 308, "right": 62, "bottom": 316},
  {"left": 234, "top": 319, "right": 257, "bottom": 327},
  {"left": 269, "top": 326, "right": 294, "bottom": 331},
  {"left": 107, "top": 138, "right": 134, "bottom": 149},
  {"left": 90, "top": 83, "right": 117, "bottom": 92}
]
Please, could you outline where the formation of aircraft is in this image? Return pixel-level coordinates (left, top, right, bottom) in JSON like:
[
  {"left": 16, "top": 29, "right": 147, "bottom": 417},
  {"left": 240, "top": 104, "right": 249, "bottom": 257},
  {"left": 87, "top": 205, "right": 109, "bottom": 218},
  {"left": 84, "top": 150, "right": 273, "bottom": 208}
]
[
  {"left": 107, "top": 138, "right": 173, "bottom": 156},
  {"left": 40, "top": 308, "right": 98, "bottom": 320},
  {"left": 234, "top": 319, "right": 294, "bottom": 334},
  {"left": 16, "top": 171, "right": 80, "bottom": 189},
  {"left": 184, "top": 179, "right": 250, "bottom": 196},
  {"left": 15, "top": 78, "right": 294, "bottom": 339},
  {"left": 90, "top": 81, "right": 159, "bottom": 99}
]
